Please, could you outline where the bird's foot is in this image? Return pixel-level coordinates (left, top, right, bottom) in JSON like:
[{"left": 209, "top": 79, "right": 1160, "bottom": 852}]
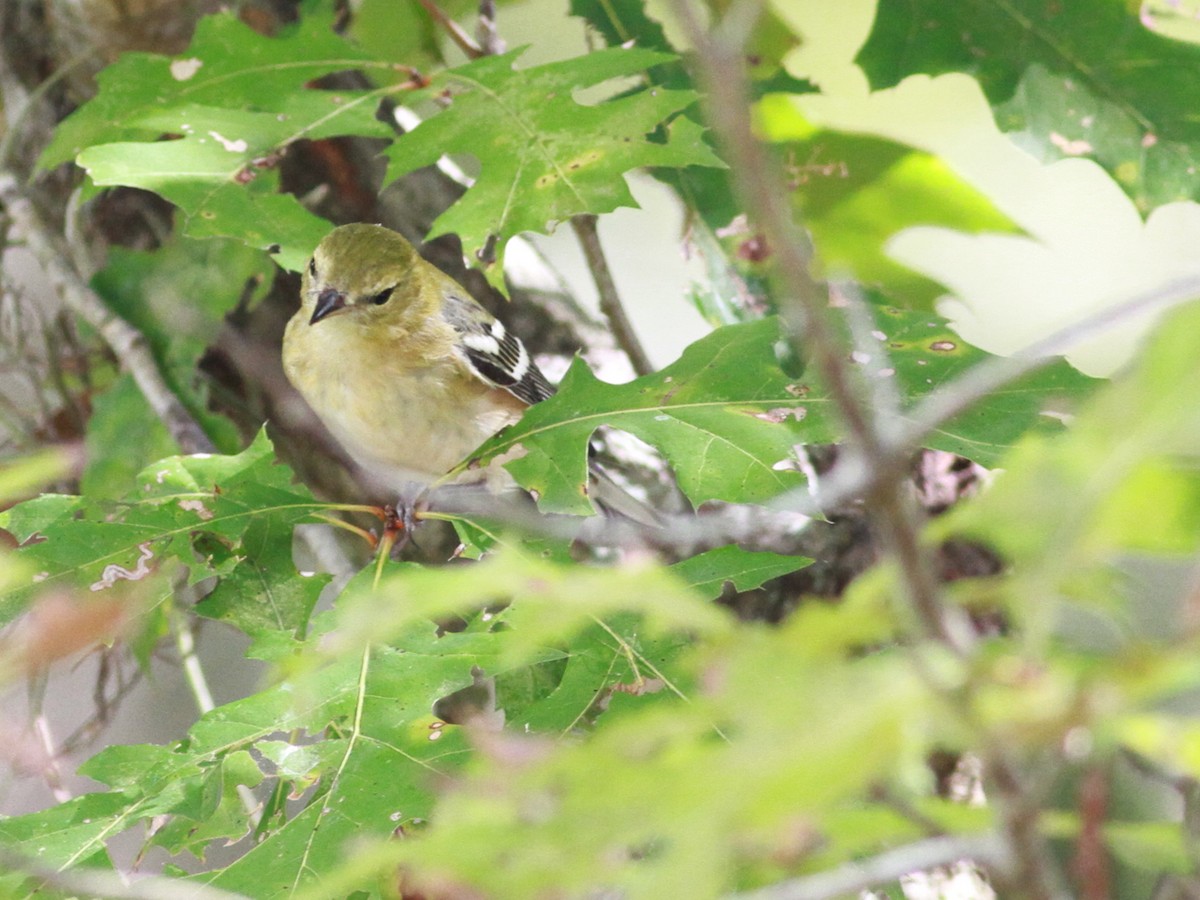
[{"left": 377, "top": 490, "right": 430, "bottom": 557}]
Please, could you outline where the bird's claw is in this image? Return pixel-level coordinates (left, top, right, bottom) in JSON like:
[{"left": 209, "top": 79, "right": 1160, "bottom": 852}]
[{"left": 378, "top": 493, "right": 428, "bottom": 557}]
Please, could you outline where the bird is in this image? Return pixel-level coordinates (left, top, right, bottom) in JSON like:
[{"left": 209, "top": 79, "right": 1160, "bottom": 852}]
[{"left": 282, "top": 223, "right": 658, "bottom": 526}]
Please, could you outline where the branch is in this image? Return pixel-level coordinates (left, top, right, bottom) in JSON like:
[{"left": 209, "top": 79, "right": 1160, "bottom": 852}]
[
  {"left": 670, "top": 2, "right": 874, "bottom": 455},
  {"left": 477, "top": 0, "right": 505, "bottom": 55},
  {"left": 0, "top": 172, "right": 215, "bottom": 454},
  {"left": 415, "top": 0, "right": 484, "bottom": 58},
  {"left": 902, "top": 271, "right": 1200, "bottom": 449},
  {"left": 671, "top": 0, "right": 968, "bottom": 650},
  {"left": 984, "top": 752, "right": 1071, "bottom": 899},
  {"left": 769, "top": 269, "right": 1200, "bottom": 521},
  {"left": 571, "top": 214, "right": 655, "bottom": 376},
  {"left": 726, "top": 833, "right": 1009, "bottom": 900}
]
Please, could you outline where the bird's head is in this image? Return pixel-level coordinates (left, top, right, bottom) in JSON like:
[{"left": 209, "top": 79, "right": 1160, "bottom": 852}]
[{"left": 301, "top": 223, "right": 425, "bottom": 327}]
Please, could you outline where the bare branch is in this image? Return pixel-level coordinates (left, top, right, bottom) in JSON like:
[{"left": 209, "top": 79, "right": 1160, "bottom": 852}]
[
  {"left": 726, "top": 833, "right": 1009, "bottom": 900},
  {"left": 770, "top": 269, "right": 1200, "bottom": 522},
  {"left": 984, "top": 753, "right": 1071, "bottom": 900},
  {"left": 415, "top": 0, "right": 484, "bottom": 59},
  {"left": 903, "top": 271, "right": 1200, "bottom": 449},
  {"left": 670, "top": 2, "right": 875, "bottom": 455},
  {"left": 0, "top": 173, "right": 215, "bottom": 454},
  {"left": 571, "top": 214, "right": 655, "bottom": 376}
]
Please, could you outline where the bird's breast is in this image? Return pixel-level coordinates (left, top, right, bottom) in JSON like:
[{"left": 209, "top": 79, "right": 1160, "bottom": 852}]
[{"left": 283, "top": 317, "right": 522, "bottom": 490}]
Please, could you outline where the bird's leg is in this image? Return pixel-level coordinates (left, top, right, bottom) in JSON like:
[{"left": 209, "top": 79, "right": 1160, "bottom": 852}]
[{"left": 378, "top": 482, "right": 430, "bottom": 556}]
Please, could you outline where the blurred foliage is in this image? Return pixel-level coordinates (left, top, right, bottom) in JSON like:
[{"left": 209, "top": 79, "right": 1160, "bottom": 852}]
[
  {"left": 860, "top": 0, "right": 1200, "bottom": 211},
  {"left": 2, "top": 0, "right": 1199, "bottom": 898}
]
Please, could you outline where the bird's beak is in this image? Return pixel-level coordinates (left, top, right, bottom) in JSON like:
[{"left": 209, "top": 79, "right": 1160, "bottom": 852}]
[{"left": 310, "top": 288, "right": 348, "bottom": 325}]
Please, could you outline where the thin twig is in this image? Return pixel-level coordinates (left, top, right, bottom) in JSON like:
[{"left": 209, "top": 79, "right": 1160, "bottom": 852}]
[
  {"left": 24, "top": 672, "right": 73, "bottom": 803},
  {"left": 672, "top": 1, "right": 873, "bottom": 453},
  {"left": 725, "top": 833, "right": 1009, "bottom": 900},
  {"left": 902, "top": 271, "right": 1200, "bottom": 450},
  {"left": 477, "top": 0, "right": 505, "bottom": 55},
  {"left": 0, "top": 172, "right": 215, "bottom": 454},
  {"left": 416, "top": 0, "right": 484, "bottom": 58},
  {"left": 171, "top": 603, "right": 263, "bottom": 829},
  {"left": 172, "top": 608, "right": 217, "bottom": 714},
  {"left": 30, "top": 715, "right": 72, "bottom": 803},
  {"left": 571, "top": 214, "right": 655, "bottom": 376},
  {"left": 984, "top": 752, "right": 1070, "bottom": 899}
]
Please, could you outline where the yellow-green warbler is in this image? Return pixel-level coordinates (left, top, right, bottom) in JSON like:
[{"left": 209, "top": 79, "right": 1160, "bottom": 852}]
[{"left": 283, "top": 223, "right": 657, "bottom": 525}]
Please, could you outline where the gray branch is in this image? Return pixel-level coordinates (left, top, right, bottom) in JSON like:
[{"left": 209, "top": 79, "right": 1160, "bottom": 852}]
[
  {"left": 0, "top": 173, "right": 215, "bottom": 454},
  {"left": 727, "top": 833, "right": 1008, "bottom": 900}
]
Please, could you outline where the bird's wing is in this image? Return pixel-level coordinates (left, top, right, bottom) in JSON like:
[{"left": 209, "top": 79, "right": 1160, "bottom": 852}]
[
  {"left": 442, "top": 291, "right": 555, "bottom": 406},
  {"left": 442, "top": 289, "right": 662, "bottom": 528}
]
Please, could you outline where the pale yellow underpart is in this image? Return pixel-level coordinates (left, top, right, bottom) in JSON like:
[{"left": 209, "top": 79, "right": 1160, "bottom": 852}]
[{"left": 283, "top": 307, "right": 523, "bottom": 490}]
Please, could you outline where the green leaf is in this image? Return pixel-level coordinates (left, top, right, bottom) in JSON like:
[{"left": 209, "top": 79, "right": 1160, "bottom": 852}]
[
  {"left": 81, "top": 375, "right": 178, "bottom": 500},
  {"left": 191, "top": 626, "right": 536, "bottom": 897},
  {"left": 0, "top": 793, "right": 127, "bottom": 869},
  {"left": 859, "top": 302, "right": 1099, "bottom": 462},
  {"left": 50, "top": 8, "right": 396, "bottom": 269},
  {"left": 989, "top": 62, "right": 1200, "bottom": 210},
  {"left": 0, "top": 431, "right": 319, "bottom": 622},
  {"left": 470, "top": 317, "right": 820, "bottom": 514},
  {"left": 0, "top": 494, "right": 81, "bottom": 539},
  {"left": 859, "top": 0, "right": 1200, "bottom": 208},
  {"left": 510, "top": 617, "right": 694, "bottom": 734},
  {"left": 670, "top": 545, "right": 812, "bottom": 599},
  {"left": 327, "top": 550, "right": 731, "bottom": 666},
  {"left": 17, "top": 618, "right": 511, "bottom": 892},
  {"left": 569, "top": 0, "right": 672, "bottom": 54},
  {"left": 196, "top": 517, "right": 328, "bottom": 646},
  {"left": 374, "top": 614, "right": 927, "bottom": 900},
  {"left": 753, "top": 103, "right": 1018, "bottom": 307},
  {"left": 44, "top": 9, "right": 385, "bottom": 168},
  {"left": 384, "top": 46, "right": 724, "bottom": 278},
  {"left": 467, "top": 313, "right": 1097, "bottom": 515}
]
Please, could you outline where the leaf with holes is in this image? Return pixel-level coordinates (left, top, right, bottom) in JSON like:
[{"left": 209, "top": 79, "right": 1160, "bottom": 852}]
[
  {"left": 50, "top": 9, "right": 396, "bottom": 270},
  {"left": 383, "top": 46, "right": 724, "bottom": 277},
  {"left": 0, "top": 431, "right": 321, "bottom": 624},
  {"left": 859, "top": 0, "right": 1200, "bottom": 207}
]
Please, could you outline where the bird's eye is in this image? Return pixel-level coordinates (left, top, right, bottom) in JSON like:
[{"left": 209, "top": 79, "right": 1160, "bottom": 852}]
[
  {"left": 307, "top": 258, "right": 318, "bottom": 278},
  {"left": 369, "top": 287, "right": 395, "bottom": 306}
]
